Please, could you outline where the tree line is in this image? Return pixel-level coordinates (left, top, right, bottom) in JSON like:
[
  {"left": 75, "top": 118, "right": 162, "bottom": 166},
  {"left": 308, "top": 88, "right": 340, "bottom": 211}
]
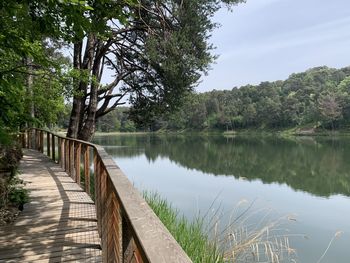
[
  {"left": 132, "top": 66, "right": 350, "bottom": 131},
  {"left": 58, "top": 66, "right": 350, "bottom": 133}
]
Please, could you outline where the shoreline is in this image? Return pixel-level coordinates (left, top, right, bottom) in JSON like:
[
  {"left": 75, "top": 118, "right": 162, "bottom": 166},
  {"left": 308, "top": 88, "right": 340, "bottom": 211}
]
[
  {"left": 93, "top": 129, "right": 350, "bottom": 137},
  {"left": 54, "top": 127, "right": 350, "bottom": 138}
]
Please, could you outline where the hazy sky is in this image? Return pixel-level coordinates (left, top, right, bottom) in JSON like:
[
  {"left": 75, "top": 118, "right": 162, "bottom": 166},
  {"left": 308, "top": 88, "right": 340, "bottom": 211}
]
[{"left": 197, "top": 0, "right": 350, "bottom": 92}]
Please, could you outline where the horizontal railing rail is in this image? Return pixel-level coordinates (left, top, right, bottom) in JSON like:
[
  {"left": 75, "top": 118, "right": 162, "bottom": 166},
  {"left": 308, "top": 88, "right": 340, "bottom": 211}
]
[{"left": 21, "top": 128, "right": 192, "bottom": 263}]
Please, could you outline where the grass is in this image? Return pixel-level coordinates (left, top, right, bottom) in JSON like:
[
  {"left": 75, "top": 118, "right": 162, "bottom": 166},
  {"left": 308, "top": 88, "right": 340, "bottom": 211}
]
[
  {"left": 144, "top": 192, "right": 296, "bottom": 263},
  {"left": 144, "top": 192, "right": 225, "bottom": 263}
]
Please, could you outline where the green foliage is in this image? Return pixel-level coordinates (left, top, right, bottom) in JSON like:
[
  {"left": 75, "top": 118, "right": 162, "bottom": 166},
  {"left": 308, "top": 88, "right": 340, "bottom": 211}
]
[
  {"left": 0, "top": 1, "right": 74, "bottom": 137},
  {"left": 72, "top": 66, "right": 350, "bottom": 133},
  {"left": 8, "top": 181, "right": 29, "bottom": 209},
  {"left": 142, "top": 66, "right": 350, "bottom": 131},
  {"left": 0, "top": 176, "right": 29, "bottom": 210},
  {"left": 103, "top": 0, "right": 245, "bottom": 127},
  {"left": 144, "top": 192, "right": 225, "bottom": 263},
  {"left": 0, "top": 144, "right": 23, "bottom": 175},
  {"left": 2, "top": 0, "right": 247, "bottom": 140},
  {"left": 0, "top": 144, "right": 27, "bottom": 210},
  {"left": 95, "top": 107, "right": 136, "bottom": 132}
]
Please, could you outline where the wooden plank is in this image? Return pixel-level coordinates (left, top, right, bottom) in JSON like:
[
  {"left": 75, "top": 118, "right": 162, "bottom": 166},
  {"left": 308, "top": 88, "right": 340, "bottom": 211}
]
[
  {"left": 106, "top": 180, "right": 123, "bottom": 262},
  {"left": 0, "top": 245, "right": 101, "bottom": 260},
  {"left": 0, "top": 225, "right": 98, "bottom": 242},
  {"left": 0, "top": 150, "right": 102, "bottom": 263},
  {"left": 0, "top": 239, "right": 101, "bottom": 257}
]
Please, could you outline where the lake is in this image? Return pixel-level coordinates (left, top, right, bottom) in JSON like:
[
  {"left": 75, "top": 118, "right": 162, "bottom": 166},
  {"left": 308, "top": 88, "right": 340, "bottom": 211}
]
[{"left": 93, "top": 134, "right": 350, "bottom": 263}]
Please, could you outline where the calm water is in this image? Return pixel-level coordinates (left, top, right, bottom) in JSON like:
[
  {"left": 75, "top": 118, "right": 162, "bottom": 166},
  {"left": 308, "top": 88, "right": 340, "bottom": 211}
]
[{"left": 93, "top": 134, "right": 350, "bottom": 263}]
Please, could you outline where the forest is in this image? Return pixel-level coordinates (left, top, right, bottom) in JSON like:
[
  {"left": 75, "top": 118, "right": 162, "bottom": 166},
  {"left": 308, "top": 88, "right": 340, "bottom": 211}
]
[
  {"left": 2, "top": 1, "right": 350, "bottom": 137},
  {"left": 92, "top": 66, "right": 350, "bottom": 132}
]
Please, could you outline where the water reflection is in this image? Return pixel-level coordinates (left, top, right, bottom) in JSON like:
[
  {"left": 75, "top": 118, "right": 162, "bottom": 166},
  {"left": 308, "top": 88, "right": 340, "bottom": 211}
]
[{"left": 93, "top": 134, "right": 350, "bottom": 198}]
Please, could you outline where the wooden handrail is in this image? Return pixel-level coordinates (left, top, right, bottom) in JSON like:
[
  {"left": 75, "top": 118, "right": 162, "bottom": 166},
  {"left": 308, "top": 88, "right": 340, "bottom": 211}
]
[{"left": 22, "top": 128, "right": 192, "bottom": 263}]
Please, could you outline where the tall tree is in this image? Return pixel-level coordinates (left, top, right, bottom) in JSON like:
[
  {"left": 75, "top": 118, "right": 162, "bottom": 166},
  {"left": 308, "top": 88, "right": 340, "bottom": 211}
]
[
  {"left": 318, "top": 92, "right": 343, "bottom": 130},
  {"left": 63, "top": 0, "right": 245, "bottom": 141}
]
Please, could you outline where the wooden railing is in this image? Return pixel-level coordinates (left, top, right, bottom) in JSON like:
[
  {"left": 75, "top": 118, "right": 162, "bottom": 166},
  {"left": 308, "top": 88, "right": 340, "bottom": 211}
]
[{"left": 22, "top": 128, "right": 192, "bottom": 263}]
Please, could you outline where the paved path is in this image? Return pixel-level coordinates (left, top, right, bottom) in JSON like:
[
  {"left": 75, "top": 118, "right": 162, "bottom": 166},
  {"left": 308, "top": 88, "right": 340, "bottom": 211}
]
[{"left": 0, "top": 150, "right": 102, "bottom": 262}]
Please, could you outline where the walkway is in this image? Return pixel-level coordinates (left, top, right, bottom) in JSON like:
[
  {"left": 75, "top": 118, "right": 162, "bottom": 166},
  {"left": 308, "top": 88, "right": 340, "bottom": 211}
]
[{"left": 0, "top": 149, "right": 102, "bottom": 262}]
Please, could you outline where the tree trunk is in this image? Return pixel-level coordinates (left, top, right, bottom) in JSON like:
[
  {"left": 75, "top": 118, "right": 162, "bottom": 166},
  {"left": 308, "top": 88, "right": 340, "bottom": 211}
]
[
  {"left": 67, "top": 96, "right": 82, "bottom": 138},
  {"left": 67, "top": 42, "right": 83, "bottom": 138},
  {"left": 25, "top": 57, "right": 34, "bottom": 127},
  {"left": 77, "top": 45, "right": 103, "bottom": 141},
  {"left": 67, "top": 35, "right": 103, "bottom": 142}
]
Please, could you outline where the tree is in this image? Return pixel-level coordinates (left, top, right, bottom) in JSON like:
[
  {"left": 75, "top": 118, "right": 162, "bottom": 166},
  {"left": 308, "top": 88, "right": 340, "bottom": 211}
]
[
  {"left": 336, "top": 76, "right": 350, "bottom": 120},
  {"left": 63, "top": 0, "right": 245, "bottom": 141},
  {"left": 242, "top": 103, "right": 257, "bottom": 126},
  {"left": 317, "top": 92, "right": 343, "bottom": 130},
  {"left": 0, "top": 1, "right": 76, "bottom": 142}
]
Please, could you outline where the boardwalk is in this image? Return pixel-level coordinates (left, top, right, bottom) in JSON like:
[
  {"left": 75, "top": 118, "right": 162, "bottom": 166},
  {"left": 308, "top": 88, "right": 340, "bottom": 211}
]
[{"left": 0, "top": 149, "right": 102, "bottom": 262}]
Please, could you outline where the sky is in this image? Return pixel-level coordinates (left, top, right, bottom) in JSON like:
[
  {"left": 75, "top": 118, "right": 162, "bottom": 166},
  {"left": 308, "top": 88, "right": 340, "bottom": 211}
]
[{"left": 197, "top": 0, "right": 350, "bottom": 92}]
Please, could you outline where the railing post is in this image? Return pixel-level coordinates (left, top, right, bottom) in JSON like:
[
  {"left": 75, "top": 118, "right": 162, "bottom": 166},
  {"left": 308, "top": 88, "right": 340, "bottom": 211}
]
[
  {"left": 35, "top": 129, "right": 39, "bottom": 151},
  {"left": 28, "top": 129, "right": 31, "bottom": 149},
  {"left": 67, "top": 140, "right": 71, "bottom": 176},
  {"left": 37, "top": 130, "right": 40, "bottom": 151},
  {"left": 65, "top": 139, "right": 69, "bottom": 172},
  {"left": 106, "top": 178, "right": 123, "bottom": 262},
  {"left": 84, "top": 146, "right": 90, "bottom": 195},
  {"left": 94, "top": 151, "right": 102, "bottom": 236},
  {"left": 21, "top": 132, "right": 26, "bottom": 148},
  {"left": 60, "top": 138, "right": 65, "bottom": 168},
  {"left": 40, "top": 130, "right": 44, "bottom": 153},
  {"left": 100, "top": 168, "right": 107, "bottom": 261},
  {"left": 28, "top": 130, "right": 31, "bottom": 149},
  {"left": 122, "top": 217, "right": 143, "bottom": 263},
  {"left": 75, "top": 143, "right": 81, "bottom": 184},
  {"left": 37, "top": 130, "right": 40, "bottom": 152},
  {"left": 52, "top": 134, "right": 55, "bottom": 161},
  {"left": 69, "top": 140, "right": 74, "bottom": 179},
  {"left": 47, "top": 132, "right": 50, "bottom": 157},
  {"left": 57, "top": 137, "right": 61, "bottom": 164}
]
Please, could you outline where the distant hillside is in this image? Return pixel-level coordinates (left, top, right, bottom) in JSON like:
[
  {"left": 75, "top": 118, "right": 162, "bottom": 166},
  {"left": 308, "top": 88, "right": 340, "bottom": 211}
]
[
  {"left": 149, "top": 66, "right": 350, "bottom": 131},
  {"left": 90, "top": 66, "right": 350, "bottom": 132}
]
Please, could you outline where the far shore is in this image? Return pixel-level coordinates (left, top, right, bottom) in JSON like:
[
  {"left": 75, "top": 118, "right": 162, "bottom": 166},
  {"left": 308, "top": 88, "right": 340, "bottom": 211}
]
[{"left": 51, "top": 128, "right": 350, "bottom": 138}]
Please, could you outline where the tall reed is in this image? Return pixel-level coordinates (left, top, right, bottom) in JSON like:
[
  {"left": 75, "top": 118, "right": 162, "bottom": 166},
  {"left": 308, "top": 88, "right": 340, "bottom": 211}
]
[{"left": 144, "top": 192, "right": 296, "bottom": 263}]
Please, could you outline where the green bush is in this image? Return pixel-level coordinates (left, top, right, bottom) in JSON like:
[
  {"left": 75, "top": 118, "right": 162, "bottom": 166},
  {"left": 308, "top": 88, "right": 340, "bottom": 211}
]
[{"left": 8, "top": 182, "right": 29, "bottom": 210}]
